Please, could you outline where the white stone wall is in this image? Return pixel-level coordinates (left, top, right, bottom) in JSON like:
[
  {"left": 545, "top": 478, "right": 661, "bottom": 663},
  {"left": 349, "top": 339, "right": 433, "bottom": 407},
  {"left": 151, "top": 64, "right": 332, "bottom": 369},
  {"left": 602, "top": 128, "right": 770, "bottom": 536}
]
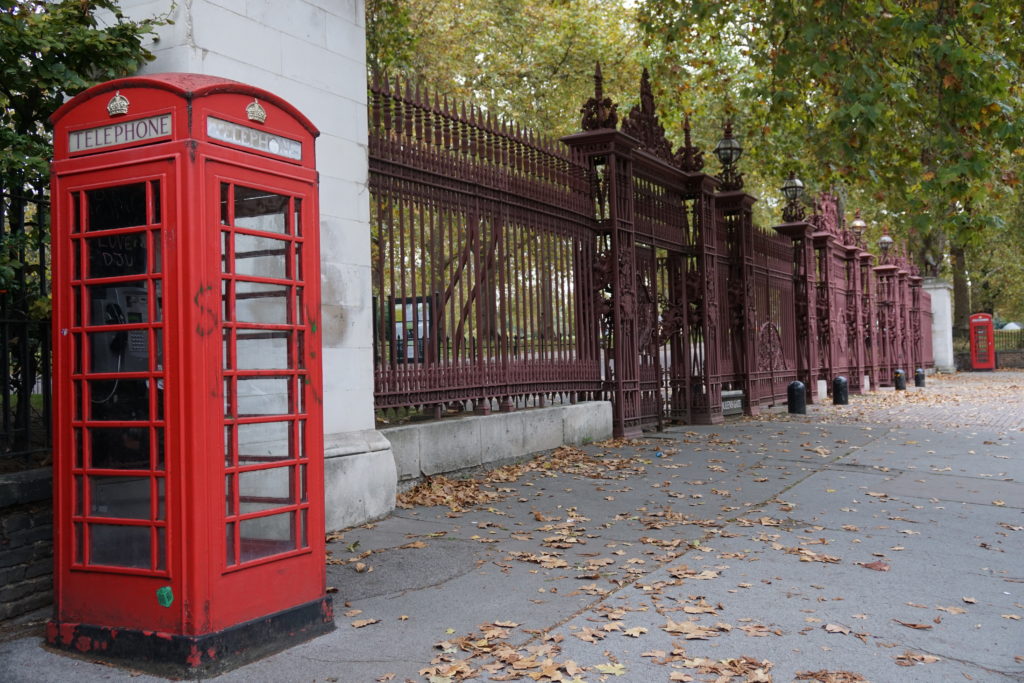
[
  {"left": 110, "top": 0, "right": 395, "bottom": 530},
  {"left": 923, "top": 278, "right": 955, "bottom": 372}
]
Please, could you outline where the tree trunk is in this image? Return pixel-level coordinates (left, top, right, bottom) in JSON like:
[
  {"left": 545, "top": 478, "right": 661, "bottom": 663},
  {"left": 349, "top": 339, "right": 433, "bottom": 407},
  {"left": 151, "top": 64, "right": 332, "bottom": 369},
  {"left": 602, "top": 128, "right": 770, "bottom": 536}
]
[{"left": 951, "top": 243, "right": 971, "bottom": 333}]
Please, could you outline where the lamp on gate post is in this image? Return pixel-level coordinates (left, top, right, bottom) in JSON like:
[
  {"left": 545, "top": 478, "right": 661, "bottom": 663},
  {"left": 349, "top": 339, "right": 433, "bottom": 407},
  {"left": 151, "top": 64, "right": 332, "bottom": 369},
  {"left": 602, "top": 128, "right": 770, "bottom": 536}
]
[
  {"left": 781, "top": 172, "right": 805, "bottom": 222},
  {"left": 878, "top": 228, "right": 894, "bottom": 263},
  {"left": 850, "top": 210, "right": 867, "bottom": 247},
  {"left": 714, "top": 121, "right": 744, "bottom": 191}
]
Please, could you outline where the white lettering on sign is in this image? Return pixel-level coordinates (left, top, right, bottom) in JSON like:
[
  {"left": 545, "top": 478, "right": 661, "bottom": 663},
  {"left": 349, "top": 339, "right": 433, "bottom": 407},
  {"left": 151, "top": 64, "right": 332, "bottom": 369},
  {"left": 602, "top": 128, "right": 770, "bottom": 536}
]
[
  {"left": 69, "top": 114, "right": 172, "bottom": 153},
  {"left": 206, "top": 117, "right": 302, "bottom": 160}
]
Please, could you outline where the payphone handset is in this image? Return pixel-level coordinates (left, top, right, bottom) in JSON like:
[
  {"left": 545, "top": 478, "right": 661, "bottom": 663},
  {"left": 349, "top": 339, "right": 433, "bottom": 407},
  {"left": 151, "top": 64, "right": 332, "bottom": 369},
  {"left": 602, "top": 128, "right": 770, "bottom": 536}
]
[{"left": 90, "top": 286, "right": 148, "bottom": 373}]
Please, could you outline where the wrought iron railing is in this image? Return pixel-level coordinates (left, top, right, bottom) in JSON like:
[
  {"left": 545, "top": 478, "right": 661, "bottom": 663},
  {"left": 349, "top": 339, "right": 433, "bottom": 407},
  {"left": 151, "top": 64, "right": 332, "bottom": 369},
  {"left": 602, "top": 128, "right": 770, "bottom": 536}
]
[{"left": 1, "top": 188, "right": 52, "bottom": 471}]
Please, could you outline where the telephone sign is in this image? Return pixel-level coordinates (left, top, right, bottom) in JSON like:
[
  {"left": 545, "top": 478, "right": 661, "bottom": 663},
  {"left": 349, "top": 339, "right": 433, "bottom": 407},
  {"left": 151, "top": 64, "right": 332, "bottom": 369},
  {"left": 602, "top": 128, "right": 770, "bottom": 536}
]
[{"left": 48, "top": 74, "right": 331, "bottom": 676}]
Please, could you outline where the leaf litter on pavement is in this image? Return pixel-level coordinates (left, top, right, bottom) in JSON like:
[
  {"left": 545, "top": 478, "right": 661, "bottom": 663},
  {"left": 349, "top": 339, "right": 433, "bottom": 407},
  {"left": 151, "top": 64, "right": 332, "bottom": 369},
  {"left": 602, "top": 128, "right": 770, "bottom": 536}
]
[{"left": 333, "top": 376, "right": 1024, "bottom": 681}]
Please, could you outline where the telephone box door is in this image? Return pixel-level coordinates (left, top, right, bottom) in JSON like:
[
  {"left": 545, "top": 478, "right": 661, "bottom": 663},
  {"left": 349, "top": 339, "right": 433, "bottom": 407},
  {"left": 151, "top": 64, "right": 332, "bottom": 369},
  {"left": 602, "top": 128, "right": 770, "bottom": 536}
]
[
  {"left": 51, "top": 162, "right": 180, "bottom": 630},
  {"left": 203, "top": 161, "right": 326, "bottom": 627}
]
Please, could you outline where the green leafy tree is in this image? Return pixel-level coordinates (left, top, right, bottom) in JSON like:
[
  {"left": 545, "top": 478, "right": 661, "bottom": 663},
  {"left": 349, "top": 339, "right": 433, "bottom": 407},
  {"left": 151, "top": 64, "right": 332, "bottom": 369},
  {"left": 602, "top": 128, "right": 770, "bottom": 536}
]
[
  {"left": 367, "top": 0, "right": 644, "bottom": 138},
  {"left": 637, "top": 0, "right": 1024, "bottom": 328},
  {"left": 1, "top": 0, "right": 161, "bottom": 456}
]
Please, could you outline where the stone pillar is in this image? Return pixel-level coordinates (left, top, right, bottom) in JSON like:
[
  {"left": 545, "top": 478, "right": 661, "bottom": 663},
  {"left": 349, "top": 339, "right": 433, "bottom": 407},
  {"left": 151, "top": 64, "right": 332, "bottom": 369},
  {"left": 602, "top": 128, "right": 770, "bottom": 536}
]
[
  {"left": 923, "top": 278, "right": 955, "bottom": 372},
  {"left": 114, "top": 0, "right": 396, "bottom": 530}
]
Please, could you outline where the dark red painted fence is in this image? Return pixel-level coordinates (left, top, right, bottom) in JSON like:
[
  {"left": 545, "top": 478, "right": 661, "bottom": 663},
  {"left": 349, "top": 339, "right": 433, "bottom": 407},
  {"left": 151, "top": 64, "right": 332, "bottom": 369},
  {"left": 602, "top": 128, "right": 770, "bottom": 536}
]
[{"left": 367, "top": 68, "right": 934, "bottom": 436}]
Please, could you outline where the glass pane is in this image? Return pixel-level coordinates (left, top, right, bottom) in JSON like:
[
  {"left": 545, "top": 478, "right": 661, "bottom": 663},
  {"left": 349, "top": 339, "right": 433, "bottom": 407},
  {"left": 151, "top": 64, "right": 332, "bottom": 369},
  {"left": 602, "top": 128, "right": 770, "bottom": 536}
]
[
  {"left": 151, "top": 230, "right": 162, "bottom": 273},
  {"left": 224, "top": 378, "right": 234, "bottom": 418},
  {"left": 226, "top": 474, "right": 235, "bottom": 515},
  {"left": 239, "top": 466, "right": 295, "bottom": 514},
  {"left": 293, "top": 198, "right": 302, "bottom": 237},
  {"left": 222, "top": 328, "right": 234, "bottom": 369},
  {"left": 233, "top": 186, "right": 288, "bottom": 234},
  {"left": 224, "top": 425, "right": 234, "bottom": 467},
  {"left": 90, "top": 427, "right": 150, "bottom": 469},
  {"left": 150, "top": 181, "right": 161, "bottom": 225},
  {"left": 300, "top": 463, "right": 307, "bottom": 502},
  {"left": 87, "top": 231, "right": 147, "bottom": 278},
  {"left": 89, "top": 524, "right": 150, "bottom": 568},
  {"left": 88, "top": 330, "right": 149, "bottom": 373},
  {"left": 73, "top": 285, "right": 82, "bottom": 326},
  {"left": 88, "top": 283, "right": 149, "bottom": 325},
  {"left": 73, "top": 240, "right": 81, "bottom": 280},
  {"left": 87, "top": 183, "right": 147, "bottom": 231},
  {"left": 72, "top": 382, "right": 81, "bottom": 421},
  {"left": 72, "top": 192, "right": 82, "bottom": 234},
  {"left": 220, "top": 183, "right": 231, "bottom": 226},
  {"left": 234, "top": 233, "right": 288, "bottom": 279},
  {"left": 156, "top": 477, "right": 165, "bottom": 520},
  {"left": 73, "top": 428, "right": 83, "bottom": 468},
  {"left": 156, "top": 526, "right": 166, "bottom": 571},
  {"left": 300, "top": 509, "right": 308, "bottom": 548},
  {"left": 222, "top": 230, "right": 231, "bottom": 273},
  {"left": 89, "top": 378, "right": 149, "bottom": 420},
  {"left": 90, "top": 476, "right": 150, "bottom": 519},
  {"left": 74, "top": 523, "right": 84, "bottom": 564},
  {"left": 154, "top": 427, "right": 165, "bottom": 470},
  {"left": 239, "top": 511, "right": 295, "bottom": 563},
  {"left": 236, "top": 376, "right": 291, "bottom": 416},
  {"left": 74, "top": 475, "right": 83, "bottom": 516},
  {"left": 226, "top": 521, "right": 236, "bottom": 565},
  {"left": 235, "top": 281, "right": 289, "bottom": 324},
  {"left": 236, "top": 330, "right": 290, "bottom": 370},
  {"left": 237, "top": 421, "right": 292, "bottom": 464}
]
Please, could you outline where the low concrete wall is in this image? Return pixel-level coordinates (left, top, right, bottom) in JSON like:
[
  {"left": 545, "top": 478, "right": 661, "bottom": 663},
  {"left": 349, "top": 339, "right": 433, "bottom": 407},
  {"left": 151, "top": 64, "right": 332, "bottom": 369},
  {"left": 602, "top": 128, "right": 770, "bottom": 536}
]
[
  {"left": 0, "top": 468, "right": 53, "bottom": 622},
  {"left": 383, "top": 401, "right": 613, "bottom": 487},
  {"left": 955, "top": 350, "right": 1024, "bottom": 370}
]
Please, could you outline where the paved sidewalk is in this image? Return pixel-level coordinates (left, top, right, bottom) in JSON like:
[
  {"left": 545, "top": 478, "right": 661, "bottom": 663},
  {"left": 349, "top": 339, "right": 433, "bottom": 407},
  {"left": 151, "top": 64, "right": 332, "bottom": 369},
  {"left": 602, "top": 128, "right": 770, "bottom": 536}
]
[{"left": 1, "top": 372, "right": 1022, "bottom": 682}]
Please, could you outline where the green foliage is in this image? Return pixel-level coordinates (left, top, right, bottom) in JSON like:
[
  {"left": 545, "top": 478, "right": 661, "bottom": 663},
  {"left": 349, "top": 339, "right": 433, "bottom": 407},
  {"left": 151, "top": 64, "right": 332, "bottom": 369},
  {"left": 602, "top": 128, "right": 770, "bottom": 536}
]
[
  {"left": 366, "top": 0, "right": 644, "bottom": 137},
  {"left": 637, "top": 0, "right": 1024, "bottom": 251},
  {"left": 0, "top": 0, "right": 162, "bottom": 290},
  {"left": 366, "top": 0, "right": 1024, "bottom": 317}
]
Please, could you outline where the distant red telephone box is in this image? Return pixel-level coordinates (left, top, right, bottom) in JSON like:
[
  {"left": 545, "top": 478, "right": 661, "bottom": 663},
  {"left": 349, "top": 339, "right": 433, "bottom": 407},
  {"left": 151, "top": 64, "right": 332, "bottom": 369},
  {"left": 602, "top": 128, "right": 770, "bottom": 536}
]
[
  {"left": 48, "top": 74, "right": 332, "bottom": 675},
  {"left": 969, "top": 312, "right": 996, "bottom": 371}
]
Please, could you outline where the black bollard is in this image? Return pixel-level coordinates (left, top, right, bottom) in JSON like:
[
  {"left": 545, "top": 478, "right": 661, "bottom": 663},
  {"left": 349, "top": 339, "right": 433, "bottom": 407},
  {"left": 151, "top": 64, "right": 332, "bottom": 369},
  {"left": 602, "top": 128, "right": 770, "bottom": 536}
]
[
  {"left": 894, "top": 369, "right": 907, "bottom": 391},
  {"left": 788, "top": 380, "right": 807, "bottom": 414},
  {"left": 914, "top": 368, "right": 926, "bottom": 387},
  {"left": 832, "top": 376, "right": 849, "bottom": 405}
]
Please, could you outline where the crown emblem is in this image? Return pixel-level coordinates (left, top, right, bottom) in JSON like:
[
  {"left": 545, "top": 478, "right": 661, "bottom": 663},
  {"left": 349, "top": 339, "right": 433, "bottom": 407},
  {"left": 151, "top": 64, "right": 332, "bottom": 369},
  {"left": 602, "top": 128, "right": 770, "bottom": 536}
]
[
  {"left": 106, "top": 91, "right": 130, "bottom": 117},
  {"left": 246, "top": 99, "right": 267, "bottom": 124}
]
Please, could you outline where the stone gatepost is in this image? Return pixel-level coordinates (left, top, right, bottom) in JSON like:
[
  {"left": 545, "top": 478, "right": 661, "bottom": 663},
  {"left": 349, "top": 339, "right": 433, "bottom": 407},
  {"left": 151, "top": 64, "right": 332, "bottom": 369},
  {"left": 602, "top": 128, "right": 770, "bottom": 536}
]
[
  {"left": 114, "top": 0, "right": 395, "bottom": 530},
  {"left": 923, "top": 278, "right": 955, "bottom": 372}
]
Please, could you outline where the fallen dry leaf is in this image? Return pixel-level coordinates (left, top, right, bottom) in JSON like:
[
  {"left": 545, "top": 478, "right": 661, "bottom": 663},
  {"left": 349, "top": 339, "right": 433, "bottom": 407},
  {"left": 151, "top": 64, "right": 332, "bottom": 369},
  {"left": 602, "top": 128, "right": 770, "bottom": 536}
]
[
  {"left": 895, "top": 650, "right": 941, "bottom": 666},
  {"left": 1002, "top": 614, "right": 1022, "bottom": 620},
  {"left": 893, "top": 619, "right": 932, "bottom": 630},
  {"left": 823, "top": 623, "right": 851, "bottom": 634},
  {"left": 594, "top": 662, "right": 626, "bottom": 675},
  {"left": 662, "top": 619, "right": 724, "bottom": 639},
  {"left": 963, "top": 596, "right": 977, "bottom": 604},
  {"left": 936, "top": 605, "right": 967, "bottom": 615},
  {"left": 351, "top": 618, "right": 380, "bottom": 628},
  {"left": 858, "top": 560, "right": 890, "bottom": 571},
  {"left": 795, "top": 671, "right": 868, "bottom": 682}
]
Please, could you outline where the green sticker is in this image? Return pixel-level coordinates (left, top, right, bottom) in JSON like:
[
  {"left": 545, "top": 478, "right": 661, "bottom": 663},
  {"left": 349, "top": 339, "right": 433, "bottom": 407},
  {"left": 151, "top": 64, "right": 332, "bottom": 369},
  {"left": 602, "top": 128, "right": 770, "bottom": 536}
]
[{"left": 156, "top": 585, "right": 174, "bottom": 608}]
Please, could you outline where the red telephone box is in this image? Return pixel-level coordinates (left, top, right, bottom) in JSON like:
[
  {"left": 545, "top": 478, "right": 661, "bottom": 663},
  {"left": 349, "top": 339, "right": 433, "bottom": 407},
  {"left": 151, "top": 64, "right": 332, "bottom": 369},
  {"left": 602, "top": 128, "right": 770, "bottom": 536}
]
[
  {"left": 969, "top": 312, "right": 996, "bottom": 371},
  {"left": 47, "top": 74, "right": 332, "bottom": 675}
]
